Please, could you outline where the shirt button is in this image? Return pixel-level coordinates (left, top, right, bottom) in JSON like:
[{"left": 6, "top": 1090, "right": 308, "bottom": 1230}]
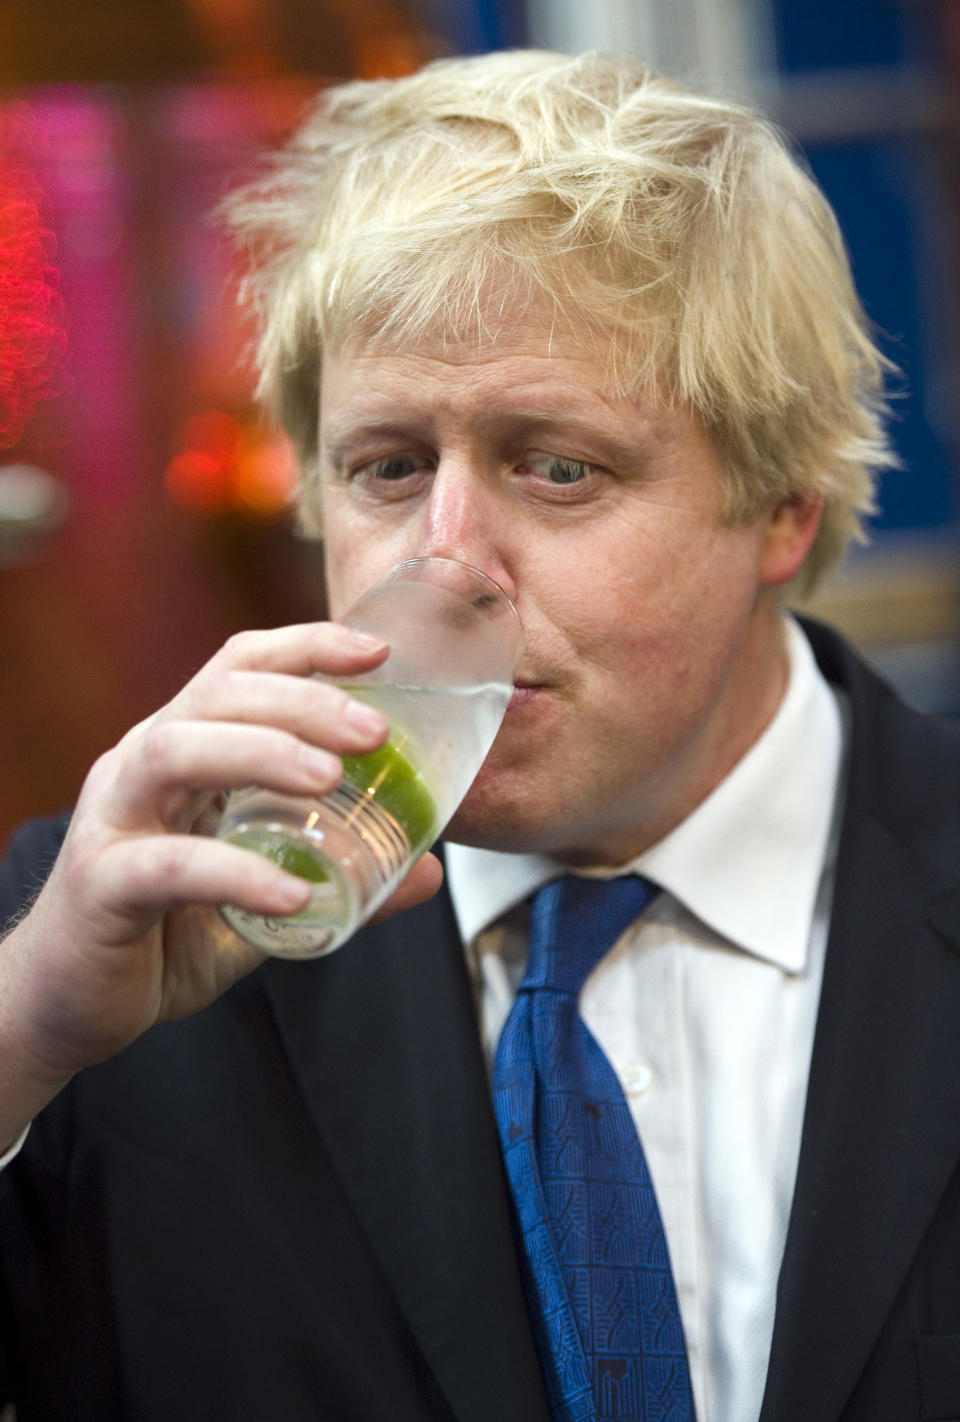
[{"left": 622, "top": 1062, "right": 654, "bottom": 1097}]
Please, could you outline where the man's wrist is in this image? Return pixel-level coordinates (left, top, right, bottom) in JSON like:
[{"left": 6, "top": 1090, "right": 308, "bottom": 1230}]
[{"left": 0, "top": 982, "right": 75, "bottom": 1151}]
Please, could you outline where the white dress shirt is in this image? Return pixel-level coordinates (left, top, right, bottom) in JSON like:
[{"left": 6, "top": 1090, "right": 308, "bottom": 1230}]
[
  {"left": 0, "top": 1128, "right": 28, "bottom": 1169},
  {"left": 445, "top": 615, "right": 846, "bottom": 1422}
]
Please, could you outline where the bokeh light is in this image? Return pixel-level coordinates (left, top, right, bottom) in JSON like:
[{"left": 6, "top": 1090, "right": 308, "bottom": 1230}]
[
  {"left": 164, "top": 406, "right": 297, "bottom": 517},
  {"left": 0, "top": 105, "right": 67, "bottom": 450}
]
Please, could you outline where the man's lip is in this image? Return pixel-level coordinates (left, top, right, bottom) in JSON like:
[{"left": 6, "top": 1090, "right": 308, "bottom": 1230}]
[{"left": 508, "top": 682, "right": 543, "bottom": 707}]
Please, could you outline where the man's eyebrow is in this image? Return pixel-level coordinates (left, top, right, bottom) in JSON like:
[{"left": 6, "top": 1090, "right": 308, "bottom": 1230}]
[
  {"left": 488, "top": 409, "right": 662, "bottom": 469},
  {"left": 321, "top": 400, "right": 663, "bottom": 467},
  {"left": 322, "top": 419, "right": 424, "bottom": 463}
]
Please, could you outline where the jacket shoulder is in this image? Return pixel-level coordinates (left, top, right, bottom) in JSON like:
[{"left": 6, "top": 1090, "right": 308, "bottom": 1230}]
[{"left": 801, "top": 616, "right": 960, "bottom": 872}]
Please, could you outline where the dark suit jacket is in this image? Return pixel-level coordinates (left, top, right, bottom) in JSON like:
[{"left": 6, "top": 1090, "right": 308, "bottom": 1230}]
[{"left": 3, "top": 619, "right": 960, "bottom": 1422}]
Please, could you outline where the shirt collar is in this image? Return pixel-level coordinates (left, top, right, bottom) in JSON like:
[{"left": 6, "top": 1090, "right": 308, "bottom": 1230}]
[{"left": 445, "top": 615, "right": 843, "bottom": 974}]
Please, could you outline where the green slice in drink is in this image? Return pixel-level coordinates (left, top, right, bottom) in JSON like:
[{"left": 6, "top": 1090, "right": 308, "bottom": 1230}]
[
  {"left": 225, "top": 827, "right": 332, "bottom": 883},
  {"left": 219, "top": 736, "right": 439, "bottom": 954},
  {"left": 225, "top": 737, "right": 437, "bottom": 891},
  {"left": 341, "top": 737, "right": 437, "bottom": 852}
]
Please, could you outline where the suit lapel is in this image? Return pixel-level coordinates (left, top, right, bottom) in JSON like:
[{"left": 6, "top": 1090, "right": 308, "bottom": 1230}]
[
  {"left": 760, "top": 627, "right": 960, "bottom": 1422},
  {"left": 262, "top": 887, "right": 550, "bottom": 1422}
]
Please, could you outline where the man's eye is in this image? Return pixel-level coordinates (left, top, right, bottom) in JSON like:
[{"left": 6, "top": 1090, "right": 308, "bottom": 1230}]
[
  {"left": 367, "top": 454, "right": 423, "bottom": 481},
  {"left": 529, "top": 454, "right": 591, "bottom": 485}
]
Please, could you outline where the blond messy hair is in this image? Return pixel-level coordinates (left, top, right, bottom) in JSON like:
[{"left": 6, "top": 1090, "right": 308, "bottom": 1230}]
[{"left": 225, "top": 48, "right": 896, "bottom": 590}]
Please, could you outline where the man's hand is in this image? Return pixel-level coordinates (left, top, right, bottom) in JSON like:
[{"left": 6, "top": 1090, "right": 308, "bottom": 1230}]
[{"left": 0, "top": 622, "right": 444, "bottom": 1144}]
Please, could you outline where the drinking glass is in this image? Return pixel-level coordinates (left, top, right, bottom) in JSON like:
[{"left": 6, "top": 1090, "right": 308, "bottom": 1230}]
[{"left": 217, "top": 557, "right": 523, "bottom": 957}]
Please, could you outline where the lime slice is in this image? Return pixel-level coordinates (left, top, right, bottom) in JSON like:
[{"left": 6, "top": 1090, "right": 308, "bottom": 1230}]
[
  {"left": 341, "top": 738, "right": 437, "bottom": 850},
  {"left": 226, "top": 827, "right": 331, "bottom": 883}
]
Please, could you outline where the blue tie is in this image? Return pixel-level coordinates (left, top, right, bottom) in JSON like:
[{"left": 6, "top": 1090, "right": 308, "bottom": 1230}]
[{"left": 492, "top": 875, "right": 695, "bottom": 1422}]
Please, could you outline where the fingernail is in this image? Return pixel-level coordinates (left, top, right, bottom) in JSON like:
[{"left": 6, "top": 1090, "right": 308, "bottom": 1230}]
[
  {"left": 346, "top": 628, "right": 387, "bottom": 651},
  {"left": 275, "top": 877, "right": 312, "bottom": 910},
  {"left": 345, "top": 699, "right": 388, "bottom": 735},
  {"left": 302, "top": 747, "right": 341, "bottom": 781}
]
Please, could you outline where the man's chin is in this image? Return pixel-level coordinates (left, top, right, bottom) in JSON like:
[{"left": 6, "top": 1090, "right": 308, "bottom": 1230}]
[{"left": 442, "top": 794, "right": 552, "bottom": 856}]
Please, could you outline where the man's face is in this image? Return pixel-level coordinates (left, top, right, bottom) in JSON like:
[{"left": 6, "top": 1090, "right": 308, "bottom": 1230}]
[{"left": 317, "top": 310, "right": 818, "bottom": 864}]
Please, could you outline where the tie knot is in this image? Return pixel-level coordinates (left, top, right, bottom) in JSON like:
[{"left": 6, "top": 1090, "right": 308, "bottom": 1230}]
[{"left": 521, "top": 874, "right": 658, "bottom": 996}]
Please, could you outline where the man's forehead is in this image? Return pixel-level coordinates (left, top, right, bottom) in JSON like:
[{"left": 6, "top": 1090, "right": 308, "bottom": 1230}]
[
  {"left": 321, "top": 322, "right": 670, "bottom": 429},
  {"left": 326, "top": 346, "right": 630, "bottom": 415}
]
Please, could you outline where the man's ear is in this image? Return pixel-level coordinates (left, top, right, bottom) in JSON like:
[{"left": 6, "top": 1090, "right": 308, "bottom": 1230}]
[{"left": 759, "top": 492, "right": 824, "bottom": 588}]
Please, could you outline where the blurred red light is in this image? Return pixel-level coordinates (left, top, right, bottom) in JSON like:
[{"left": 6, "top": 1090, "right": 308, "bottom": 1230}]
[
  {"left": 165, "top": 407, "right": 297, "bottom": 520},
  {"left": 233, "top": 431, "right": 296, "bottom": 518},
  {"left": 179, "top": 408, "right": 242, "bottom": 465},
  {"left": 164, "top": 448, "right": 232, "bottom": 511},
  {"left": 0, "top": 106, "right": 67, "bottom": 449}
]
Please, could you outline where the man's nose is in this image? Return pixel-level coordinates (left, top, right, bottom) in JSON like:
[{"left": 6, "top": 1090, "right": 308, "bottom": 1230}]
[{"left": 414, "top": 464, "right": 517, "bottom": 603}]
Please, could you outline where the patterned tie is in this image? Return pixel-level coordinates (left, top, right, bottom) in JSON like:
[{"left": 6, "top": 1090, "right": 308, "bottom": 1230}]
[{"left": 492, "top": 874, "right": 695, "bottom": 1422}]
